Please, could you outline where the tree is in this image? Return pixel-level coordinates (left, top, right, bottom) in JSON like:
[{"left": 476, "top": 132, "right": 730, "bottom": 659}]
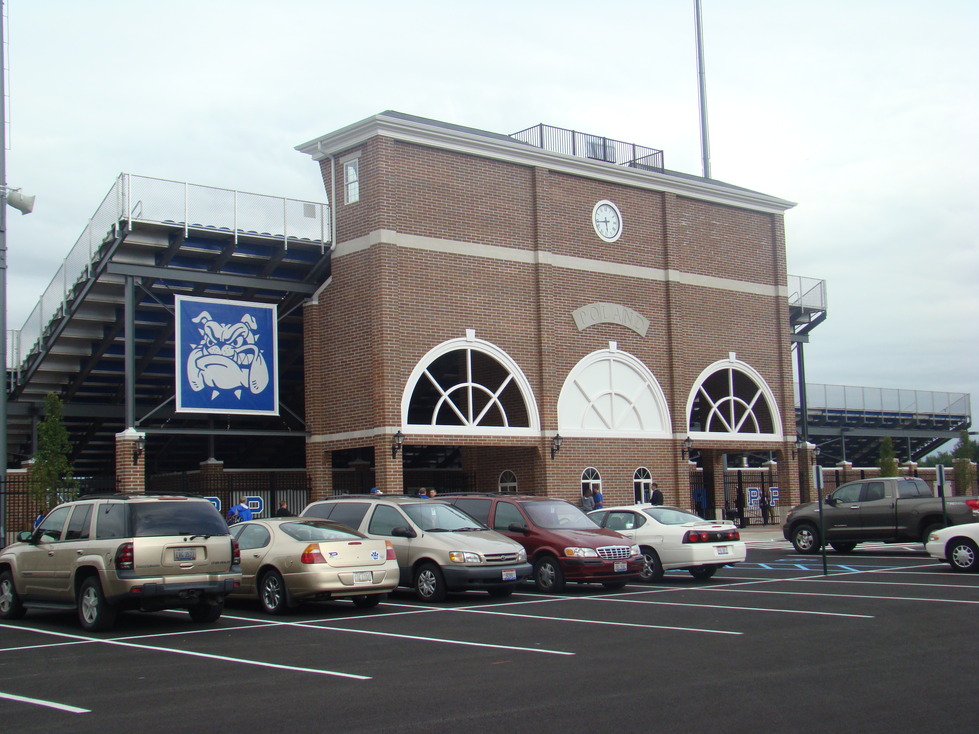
[
  {"left": 922, "top": 431, "right": 979, "bottom": 467},
  {"left": 878, "top": 436, "right": 898, "bottom": 477},
  {"left": 30, "top": 393, "right": 77, "bottom": 508}
]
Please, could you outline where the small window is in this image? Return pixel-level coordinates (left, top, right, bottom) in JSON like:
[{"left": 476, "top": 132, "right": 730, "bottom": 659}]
[
  {"left": 36, "top": 506, "right": 71, "bottom": 542},
  {"left": 581, "top": 467, "right": 602, "bottom": 500},
  {"left": 96, "top": 503, "right": 128, "bottom": 539},
  {"left": 328, "top": 502, "right": 370, "bottom": 530},
  {"left": 499, "top": 470, "right": 517, "bottom": 493},
  {"left": 344, "top": 159, "right": 360, "bottom": 204},
  {"left": 65, "top": 504, "right": 93, "bottom": 541},
  {"left": 862, "top": 482, "right": 886, "bottom": 502},
  {"left": 633, "top": 467, "right": 652, "bottom": 503},
  {"left": 234, "top": 524, "right": 271, "bottom": 551},
  {"left": 832, "top": 483, "right": 862, "bottom": 504},
  {"left": 451, "top": 498, "right": 492, "bottom": 525},
  {"left": 368, "top": 505, "right": 406, "bottom": 536},
  {"left": 493, "top": 501, "right": 525, "bottom": 531}
]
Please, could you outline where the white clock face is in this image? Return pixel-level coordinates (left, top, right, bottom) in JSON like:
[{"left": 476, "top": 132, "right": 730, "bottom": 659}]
[{"left": 592, "top": 200, "right": 622, "bottom": 242}]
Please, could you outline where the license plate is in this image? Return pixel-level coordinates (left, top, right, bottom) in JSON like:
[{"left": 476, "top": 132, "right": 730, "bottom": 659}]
[
  {"left": 174, "top": 548, "right": 197, "bottom": 562},
  {"left": 614, "top": 561, "right": 627, "bottom": 572},
  {"left": 353, "top": 571, "right": 372, "bottom": 584},
  {"left": 502, "top": 569, "right": 517, "bottom": 582},
  {"left": 716, "top": 546, "right": 730, "bottom": 556}
]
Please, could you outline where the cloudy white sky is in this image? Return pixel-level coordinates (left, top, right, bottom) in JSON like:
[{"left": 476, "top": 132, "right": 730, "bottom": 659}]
[{"left": 4, "top": 1, "right": 977, "bottom": 442}]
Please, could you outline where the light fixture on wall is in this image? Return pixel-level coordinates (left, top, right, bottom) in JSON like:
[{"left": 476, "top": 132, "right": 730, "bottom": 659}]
[
  {"left": 550, "top": 434, "right": 563, "bottom": 460},
  {"left": 391, "top": 430, "right": 405, "bottom": 459},
  {"left": 680, "top": 436, "right": 693, "bottom": 461},
  {"left": 132, "top": 436, "right": 146, "bottom": 466},
  {"left": 792, "top": 438, "right": 805, "bottom": 459}
]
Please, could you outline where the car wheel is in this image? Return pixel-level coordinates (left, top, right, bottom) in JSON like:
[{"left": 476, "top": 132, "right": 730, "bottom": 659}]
[
  {"left": 259, "top": 570, "right": 289, "bottom": 614},
  {"left": 688, "top": 566, "right": 717, "bottom": 580},
  {"left": 414, "top": 562, "right": 447, "bottom": 602},
  {"left": 533, "top": 555, "right": 565, "bottom": 593},
  {"left": 0, "top": 571, "right": 26, "bottom": 620},
  {"left": 922, "top": 523, "right": 944, "bottom": 545},
  {"left": 830, "top": 542, "right": 857, "bottom": 554},
  {"left": 639, "top": 547, "right": 664, "bottom": 583},
  {"left": 351, "top": 594, "right": 382, "bottom": 609},
  {"left": 78, "top": 576, "right": 118, "bottom": 632},
  {"left": 487, "top": 586, "right": 515, "bottom": 598},
  {"left": 791, "top": 524, "right": 820, "bottom": 554},
  {"left": 947, "top": 538, "right": 979, "bottom": 572},
  {"left": 188, "top": 599, "right": 224, "bottom": 623}
]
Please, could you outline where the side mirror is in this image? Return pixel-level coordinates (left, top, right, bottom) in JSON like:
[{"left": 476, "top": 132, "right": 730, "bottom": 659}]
[
  {"left": 16, "top": 530, "right": 33, "bottom": 542},
  {"left": 824, "top": 495, "right": 837, "bottom": 506},
  {"left": 507, "top": 523, "right": 530, "bottom": 534},
  {"left": 391, "top": 526, "right": 417, "bottom": 539}
]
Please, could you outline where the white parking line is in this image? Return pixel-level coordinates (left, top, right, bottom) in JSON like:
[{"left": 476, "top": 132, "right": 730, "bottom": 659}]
[
  {"left": 0, "top": 623, "right": 370, "bottom": 679},
  {"left": 693, "top": 587, "right": 979, "bottom": 605},
  {"left": 0, "top": 690, "right": 89, "bottom": 713},
  {"left": 450, "top": 607, "right": 742, "bottom": 635},
  {"left": 584, "top": 596, "right": 874, "bottom": 618},
  {"left": 218, "top": 613, "right": 576, "bottom": 655}
]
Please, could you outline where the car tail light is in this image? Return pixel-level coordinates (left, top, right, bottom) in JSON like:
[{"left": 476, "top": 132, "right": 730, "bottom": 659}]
[
  {"left": 723, "top": 529, "right": 741, "bottom": 541},
  {"left": 966, "top": 500, "right": 979, "bottom": 510},
  {"left": 231, "top": 538, "right": 241, "bottom": 565},
  {"left": 301, "top": 544, "right": 327, "bottom": 564},
  {"left": 385, "top": 541, "right": 397, "bottom": 560},
  {"left": 115, "top": 542, "right": 134, "bottom": 570}
]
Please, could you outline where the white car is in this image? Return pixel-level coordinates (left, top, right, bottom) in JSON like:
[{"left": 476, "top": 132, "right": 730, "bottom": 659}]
[
  {"left": 926, "top": 522, "right": 979, "bottom": 572},
  {"left": 588, "top": 505, "right": 746, "bottom": 581}
]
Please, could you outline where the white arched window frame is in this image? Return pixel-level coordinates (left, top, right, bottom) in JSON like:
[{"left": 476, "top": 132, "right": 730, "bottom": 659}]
[
  {"left": 633, "top": 467, "right": 652, "bottom": 503},
  {"left": 401, "top": 332, "right": 540, "bottom": 437},
  {"left": 557, "top": 343, "right": 671, "bottom": 438},
  {"left": 498, "top": 470, "right": 517, "bottom": 493},
  {"left": 581, "top": 467, "right": 602, "bottom": 499},
  {"left": 685, "top": 356, "right": 783, "bottom": 443}
]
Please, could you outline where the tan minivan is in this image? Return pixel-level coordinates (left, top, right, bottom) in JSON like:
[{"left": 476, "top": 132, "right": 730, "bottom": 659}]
[
  {"left": 301, "top": 495, "right": 531, "bottom": 601},
  {"left": 0, "top": 495, "right": 241, "bottom": 631}
]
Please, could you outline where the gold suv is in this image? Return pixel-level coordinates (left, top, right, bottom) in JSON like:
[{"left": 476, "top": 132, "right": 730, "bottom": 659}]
[{"left": 0, "top": 494, "right": 241, "bottom": 631}]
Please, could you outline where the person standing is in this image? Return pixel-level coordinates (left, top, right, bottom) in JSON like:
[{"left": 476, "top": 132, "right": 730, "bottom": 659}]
[
  {"left": 650, "top": 483, "right": 664, "bottom": 506},
  {"left": 227, "top": 496, "right": 253, "bottom": 524},
  {"left": 274, "top": 500, "right": 291, "bottom": 517},
  {"left": 759, "top": 486, "right": 771, "bottom": 525},
  {"left": 592, "top": 485, "right": 604, "bottom": 510},
  {"left": 735, "top": 487, "right": 746, "bottom": 528},
  {"left": 581, "top": 487, "right": 595, "bottom": 512}
]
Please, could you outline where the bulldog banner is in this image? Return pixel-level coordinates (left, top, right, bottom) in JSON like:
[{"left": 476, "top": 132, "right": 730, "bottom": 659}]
[{"left": 175, "top": 295, "right": 279, "bottom": 415}]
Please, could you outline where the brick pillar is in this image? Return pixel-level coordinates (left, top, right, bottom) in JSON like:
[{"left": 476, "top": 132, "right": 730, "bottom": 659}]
[
  {"left": 115, "top": 428, "right": 146, "bottom": 496},
  {"left": 374, "top": 432, "right": 404, "bottom": 495}
]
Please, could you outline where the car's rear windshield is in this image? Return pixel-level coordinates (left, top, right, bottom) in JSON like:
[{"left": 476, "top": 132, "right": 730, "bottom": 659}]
[
  {"left": 131, "top": 501, "right": 229, "bottom": 537},
  {"left": 280, "top": 521, "right": 362, "bottom": 542},
  {"left": 642, "top": 507, "right": 703, "bottom": 525},
  {"left": 520, "top": 500, "right": 596, "bottom": 530}
]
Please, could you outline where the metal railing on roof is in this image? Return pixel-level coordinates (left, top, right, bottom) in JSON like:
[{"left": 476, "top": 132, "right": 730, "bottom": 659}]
[
  {"left": 510, "top": 124, "right": 664, "bottom": 170},
  {"left": 9, "top": 173, "right": 331, "bottom": 372},
  {"left": 795, "top": 383, "right": 971, "bottom": 421},
  {"left": 788, "top": 275, "right": 826, "bottom": 310}
]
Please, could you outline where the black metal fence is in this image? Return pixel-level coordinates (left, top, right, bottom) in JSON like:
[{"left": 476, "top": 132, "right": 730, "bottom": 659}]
[{"left": 510, "top": 124, "right": 665, "bottom": 170}]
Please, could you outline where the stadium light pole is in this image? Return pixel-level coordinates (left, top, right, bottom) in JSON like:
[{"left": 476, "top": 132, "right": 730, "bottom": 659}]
[{"left": 0, "top": 0, "right": 35, "bottom": 544}]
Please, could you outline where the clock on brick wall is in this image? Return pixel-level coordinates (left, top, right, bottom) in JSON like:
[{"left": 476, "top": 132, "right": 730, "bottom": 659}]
[{"left": 592, "top": 200, "right": 622, "bottom": 242}]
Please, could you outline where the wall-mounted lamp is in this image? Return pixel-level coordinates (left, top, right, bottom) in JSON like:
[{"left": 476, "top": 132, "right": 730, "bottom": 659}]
[
  {"left": 811, "top": 444, "right": 821, "bottom": 464},
  {"left": 792, "top": 438, "right": 805, "bottom": 459},
  {"left": 391, "top": 430, "right": 405, "bottom": 459},
  {"left": 680, "top": 436, "right": 693, "bottom": 461},
  {"left": 132, "top": 436, "right": 146, "bottom": 466},
  {"left": 550, "top": 434, "right": 563, "bottom": 460}
]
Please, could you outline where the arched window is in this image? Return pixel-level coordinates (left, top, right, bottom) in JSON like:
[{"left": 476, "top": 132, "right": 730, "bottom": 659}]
[
  {"left": 498, "top": 470, "right": 517, "bottom": 493},
  {"left": 581, "top": 467, "right": 602, "bottom": 499},
  {"left": 633, "top": 467, "right": 652, "bottom": 504},
  {"left": 402, "top": 331, "right": 539, "bottom": 436},
  {"left": 557, "top": 343, "right": 670, "bottom": 437},
  {"left": 686, "top": 355, "right": 782, "bottom": 441}
]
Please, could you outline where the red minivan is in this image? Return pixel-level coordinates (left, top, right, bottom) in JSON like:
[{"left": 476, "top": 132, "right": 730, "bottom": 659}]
[{"left": 442, "top": 494, "right": 643, "bottom": 592}]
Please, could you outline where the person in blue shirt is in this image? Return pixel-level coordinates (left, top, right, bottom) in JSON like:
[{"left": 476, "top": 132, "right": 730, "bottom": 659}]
[
  {"left": 592, "top": 486, "right": 604, "bottom": 510},
  {"left": 226, "top": 497, "right": 253, "bottom": 524}
]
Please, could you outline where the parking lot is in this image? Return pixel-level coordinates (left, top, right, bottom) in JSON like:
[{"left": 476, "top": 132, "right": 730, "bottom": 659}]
[{"left": 2, "top": 537, "right": 977, "bottom": 733}]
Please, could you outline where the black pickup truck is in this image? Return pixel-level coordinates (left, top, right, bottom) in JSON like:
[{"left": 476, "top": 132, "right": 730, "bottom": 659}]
[{"left": 782, "top": 477, "right": 979, "bottom": 554}]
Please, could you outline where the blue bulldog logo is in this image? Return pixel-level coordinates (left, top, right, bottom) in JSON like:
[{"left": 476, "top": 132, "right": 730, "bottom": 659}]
[{"left": 186, "top": 310, "right": 270, "bottom": 401}]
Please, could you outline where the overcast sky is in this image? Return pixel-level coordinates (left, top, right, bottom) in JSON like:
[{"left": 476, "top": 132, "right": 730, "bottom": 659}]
[{"left": 4, "top": 1, "right": 977, "bottom": 447}]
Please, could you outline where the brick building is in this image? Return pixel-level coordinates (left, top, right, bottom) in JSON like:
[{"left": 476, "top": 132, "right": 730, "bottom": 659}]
[{"left": 296, "top": 111, "right": 803, "bottom": 513}]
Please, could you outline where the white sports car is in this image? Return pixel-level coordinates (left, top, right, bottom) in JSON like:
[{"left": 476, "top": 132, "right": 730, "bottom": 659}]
[
  {"left": 926, "top": 522, "right": 979, "bottom": 572},
  {"left": 588, "top": 505, "right": 747, "bottom": 581}
]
